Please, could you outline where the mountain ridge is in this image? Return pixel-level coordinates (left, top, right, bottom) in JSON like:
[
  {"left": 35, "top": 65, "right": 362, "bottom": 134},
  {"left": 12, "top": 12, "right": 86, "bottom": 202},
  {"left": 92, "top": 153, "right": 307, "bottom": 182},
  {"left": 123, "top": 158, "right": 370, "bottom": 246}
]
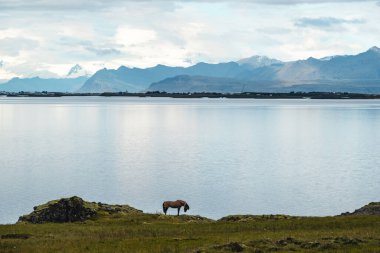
[
  {"left": 78, "top": 62, "right": 244, "bottom": 93},
  {"left": 1, "top": 46, "right": 380, "bottom": 93},
  {"left": 81, "top": 46, "right": 380, "bottom": 93}
]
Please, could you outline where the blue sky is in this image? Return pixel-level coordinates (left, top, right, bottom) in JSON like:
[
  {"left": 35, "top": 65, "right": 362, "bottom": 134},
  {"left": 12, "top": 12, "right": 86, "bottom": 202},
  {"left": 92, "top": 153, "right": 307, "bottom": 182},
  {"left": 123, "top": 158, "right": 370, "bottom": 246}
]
[{"left": 0, "top": 0, "right": 379, "bottom": 79}]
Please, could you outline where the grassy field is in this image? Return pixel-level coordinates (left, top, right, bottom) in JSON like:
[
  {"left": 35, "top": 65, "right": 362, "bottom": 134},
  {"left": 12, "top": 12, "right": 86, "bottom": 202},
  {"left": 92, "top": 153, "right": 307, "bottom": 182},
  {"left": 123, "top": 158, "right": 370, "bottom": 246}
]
[{"left": 1, "top": 213, "right": 380, "bottom": 253}]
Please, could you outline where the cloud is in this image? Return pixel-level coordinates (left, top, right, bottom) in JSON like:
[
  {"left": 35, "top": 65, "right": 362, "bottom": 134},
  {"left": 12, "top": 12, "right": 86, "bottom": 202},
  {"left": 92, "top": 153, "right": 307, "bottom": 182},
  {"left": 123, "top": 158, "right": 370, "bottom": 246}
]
[
  {"left": 85, "top": 47, "right": 121, "bottom": 56},
  {"left": 0, "top": 0, "right": 178, "bottom": 11},
  {"left": 0, "top": 37, "right": 39, "bottom": 56},
  {"left": 0, "top": 60, "right": 3, "bottom": 68},
  {"left": 295, "top": 17, "right": 365, "bottom": 28},
  {"left": 4, "top": 61, "right": 60, "bottom": 78},
  {"left": 0, "top": 0, "right": 376, "bottom": 10},
  {"left": 115, "top": 26, "right": 157, "bottom": 47}
]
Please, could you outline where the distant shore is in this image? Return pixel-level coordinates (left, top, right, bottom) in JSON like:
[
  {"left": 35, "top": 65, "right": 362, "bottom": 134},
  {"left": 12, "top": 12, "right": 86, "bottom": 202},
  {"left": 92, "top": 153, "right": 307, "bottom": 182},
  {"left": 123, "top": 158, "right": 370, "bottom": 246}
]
[{"left": 2, "top": 91, "right": 380, "bottom": 99}]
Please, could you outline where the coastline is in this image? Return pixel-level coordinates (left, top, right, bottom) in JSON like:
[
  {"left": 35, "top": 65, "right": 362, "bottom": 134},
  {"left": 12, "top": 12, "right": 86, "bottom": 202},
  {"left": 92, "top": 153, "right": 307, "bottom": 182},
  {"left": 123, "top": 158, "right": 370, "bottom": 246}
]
[{"left": 2, "top": 91, "right": 380, "bottom": 99}]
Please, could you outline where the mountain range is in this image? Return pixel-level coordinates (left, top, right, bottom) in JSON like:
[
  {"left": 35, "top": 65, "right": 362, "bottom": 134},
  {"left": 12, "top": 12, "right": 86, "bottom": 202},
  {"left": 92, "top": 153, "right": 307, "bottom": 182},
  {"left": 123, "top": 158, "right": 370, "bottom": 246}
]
[
  {"left": 1, "top": 47, "right": 380, "bottom": 94},
  {"left": 77, "top": 62, "right": 245, "bottom": 93}
]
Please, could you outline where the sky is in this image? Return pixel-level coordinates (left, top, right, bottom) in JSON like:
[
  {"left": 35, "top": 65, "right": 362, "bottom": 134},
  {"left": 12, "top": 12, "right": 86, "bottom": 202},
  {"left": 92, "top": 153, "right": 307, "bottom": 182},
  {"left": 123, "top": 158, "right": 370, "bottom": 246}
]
[{"left": 0, "top": 0, "right": 379, "bottom": 79}]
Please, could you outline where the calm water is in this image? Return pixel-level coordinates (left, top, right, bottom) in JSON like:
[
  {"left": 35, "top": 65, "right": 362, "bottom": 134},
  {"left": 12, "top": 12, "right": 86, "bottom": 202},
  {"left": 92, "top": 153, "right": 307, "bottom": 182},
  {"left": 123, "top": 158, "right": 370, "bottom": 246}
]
[{"left": 1, "top": 97, "right": 380, "bottom": 224}]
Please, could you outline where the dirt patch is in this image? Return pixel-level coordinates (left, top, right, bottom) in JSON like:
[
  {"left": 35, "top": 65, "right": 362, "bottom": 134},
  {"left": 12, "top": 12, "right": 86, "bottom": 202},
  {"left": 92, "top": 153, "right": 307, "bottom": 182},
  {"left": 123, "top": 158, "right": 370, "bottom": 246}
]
[{"left": 1, "top": 234, "right": 31, "bottom": 239}]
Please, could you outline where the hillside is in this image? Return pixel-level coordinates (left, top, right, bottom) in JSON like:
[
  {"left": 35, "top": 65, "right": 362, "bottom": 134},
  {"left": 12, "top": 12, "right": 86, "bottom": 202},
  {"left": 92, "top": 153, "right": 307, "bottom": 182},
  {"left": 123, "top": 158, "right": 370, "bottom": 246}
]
[
  {"left": 147, "top": 75, "right": 380, "bottom": 94},
  {"left": 148, "top": 75, "right": 250, "bottom": 93},
  {"left": 239, "top": 47, "right": 380, "bottom": 82}
]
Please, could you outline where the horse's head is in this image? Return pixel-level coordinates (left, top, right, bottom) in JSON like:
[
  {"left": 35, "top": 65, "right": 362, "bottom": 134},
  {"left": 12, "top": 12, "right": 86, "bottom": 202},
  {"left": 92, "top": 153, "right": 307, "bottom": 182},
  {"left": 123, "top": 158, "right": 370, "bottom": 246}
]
[{"left": 184, "top": 203, "right": 190, "bottom": 212}]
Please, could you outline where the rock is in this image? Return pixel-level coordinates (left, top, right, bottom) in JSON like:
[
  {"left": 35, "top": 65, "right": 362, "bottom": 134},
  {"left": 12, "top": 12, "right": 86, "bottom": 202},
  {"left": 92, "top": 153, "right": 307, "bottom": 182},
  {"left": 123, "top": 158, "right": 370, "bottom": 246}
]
[
  {"left": 341, "top": 202, "right": 380, "bottom": 216},
  {"left": 301, "top": 241, "right": 321, "bottom": 249},
  {"left": 18, "top": 196, "right": 96, "bottom": 223},
  {"left": 214, "top": 242, "right": 245, "bottom": 252},
  {"left": 333, "top": 237, "right": 364, "bottom": 245},
  {"left": 276, "top": 239, "right": 288, "bottom": 246},
  {"left": 228, "top": 242, "right": 245, "bottom": 252},
  {"left": 18, "top": 196, "right": 142, "bottom": 224},
  {"left": 219, "top": 214, "right": 296, "bottom": 222}
]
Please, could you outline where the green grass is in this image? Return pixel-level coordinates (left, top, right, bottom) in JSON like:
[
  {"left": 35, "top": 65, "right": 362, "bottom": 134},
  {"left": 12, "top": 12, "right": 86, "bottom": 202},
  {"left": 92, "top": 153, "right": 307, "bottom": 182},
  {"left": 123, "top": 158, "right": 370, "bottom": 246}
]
[{"left": 1, "top": 214, "right": 380, "bottom": 253}]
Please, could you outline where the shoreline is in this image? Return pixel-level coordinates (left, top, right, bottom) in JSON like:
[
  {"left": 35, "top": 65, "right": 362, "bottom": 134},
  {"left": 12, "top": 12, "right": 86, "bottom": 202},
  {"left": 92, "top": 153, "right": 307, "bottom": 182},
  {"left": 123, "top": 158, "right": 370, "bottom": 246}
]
[{"left": 2, "top": 91, "right": 380, "bottom": 99}]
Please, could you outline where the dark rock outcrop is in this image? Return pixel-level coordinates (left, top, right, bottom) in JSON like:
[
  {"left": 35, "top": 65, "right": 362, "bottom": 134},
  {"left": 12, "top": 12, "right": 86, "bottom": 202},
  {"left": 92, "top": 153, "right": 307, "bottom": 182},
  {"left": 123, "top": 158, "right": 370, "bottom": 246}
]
[
  {"left": 214, "top": 242, "right": 245, "bottom": 252},
  {"left": 18, "top": 196, "right": 96, "bottom": 223},
  {"left": 18, "top": 196, "right": 142, "bottom": 224},
  {"left": 341, "top": 202, "right": 380, "bottom": 216}
]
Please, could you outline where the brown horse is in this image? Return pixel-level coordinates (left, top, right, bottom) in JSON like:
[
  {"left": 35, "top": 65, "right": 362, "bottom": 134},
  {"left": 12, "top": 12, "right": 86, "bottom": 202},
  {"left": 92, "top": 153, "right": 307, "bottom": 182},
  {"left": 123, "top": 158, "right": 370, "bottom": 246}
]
[{"left": 162, "top": 200, "right": 190, "bottom": 216}]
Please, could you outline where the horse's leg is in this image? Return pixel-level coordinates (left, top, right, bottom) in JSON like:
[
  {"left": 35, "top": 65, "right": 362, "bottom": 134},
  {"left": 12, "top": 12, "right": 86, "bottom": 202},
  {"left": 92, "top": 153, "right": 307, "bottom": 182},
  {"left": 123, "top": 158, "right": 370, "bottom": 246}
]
[
  {"left": 163, "top": 204, "right": 167, "bottom": 215},
  {"left": 177, "top": 207, "right": 181, "bottom": 216}
]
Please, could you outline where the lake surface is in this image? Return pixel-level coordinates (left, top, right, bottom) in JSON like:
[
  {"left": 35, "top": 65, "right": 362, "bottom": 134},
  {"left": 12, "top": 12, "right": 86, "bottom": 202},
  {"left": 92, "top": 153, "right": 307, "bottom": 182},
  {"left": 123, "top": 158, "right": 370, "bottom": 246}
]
[{"left": 1, "top": 97, "right": 380, "bottom": 224}]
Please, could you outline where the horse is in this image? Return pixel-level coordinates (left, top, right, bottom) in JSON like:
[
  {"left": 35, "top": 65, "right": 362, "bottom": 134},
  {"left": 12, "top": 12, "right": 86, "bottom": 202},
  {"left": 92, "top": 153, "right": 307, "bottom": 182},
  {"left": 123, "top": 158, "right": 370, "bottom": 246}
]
[{"left": 162, "top": 200, "right": 190, "bottom": 216}]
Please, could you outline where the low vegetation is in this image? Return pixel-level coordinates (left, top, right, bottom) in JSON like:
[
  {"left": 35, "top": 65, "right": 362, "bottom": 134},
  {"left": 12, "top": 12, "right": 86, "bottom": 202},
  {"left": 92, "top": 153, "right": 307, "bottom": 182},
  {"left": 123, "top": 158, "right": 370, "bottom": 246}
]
[{"left": 1, "top": 197, "right": 380, "bottom": 253}]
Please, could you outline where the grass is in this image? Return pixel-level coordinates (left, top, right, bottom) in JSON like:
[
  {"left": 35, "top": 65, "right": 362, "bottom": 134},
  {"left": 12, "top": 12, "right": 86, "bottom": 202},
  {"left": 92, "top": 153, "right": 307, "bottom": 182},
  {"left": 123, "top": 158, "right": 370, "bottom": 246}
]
[{"left": 1, "top": 214, "right": 380, "bottom": 253}]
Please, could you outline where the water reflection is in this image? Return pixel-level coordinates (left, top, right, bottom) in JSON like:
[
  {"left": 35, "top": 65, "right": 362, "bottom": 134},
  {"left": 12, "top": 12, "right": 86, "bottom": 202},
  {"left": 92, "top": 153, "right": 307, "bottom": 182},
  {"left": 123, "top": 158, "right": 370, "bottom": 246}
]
[{"left": 0, "top": 97, "right": 380, "bottom": 223}]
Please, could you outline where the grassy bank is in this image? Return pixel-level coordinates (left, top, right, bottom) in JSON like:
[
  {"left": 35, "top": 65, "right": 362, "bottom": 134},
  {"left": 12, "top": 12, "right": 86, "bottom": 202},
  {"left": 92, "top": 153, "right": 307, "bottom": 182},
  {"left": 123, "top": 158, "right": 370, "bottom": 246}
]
[{"left": 1, "top": 213, "right": 380, "bottom": 253}]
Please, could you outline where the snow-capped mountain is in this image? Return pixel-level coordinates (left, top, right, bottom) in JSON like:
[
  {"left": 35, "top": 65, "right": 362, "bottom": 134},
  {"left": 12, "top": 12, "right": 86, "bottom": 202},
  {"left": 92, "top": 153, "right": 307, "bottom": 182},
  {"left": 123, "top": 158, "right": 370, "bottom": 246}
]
[
  {"left": 67, "top": 64, "right": 90, "bottom": 78},
  {"left": 319, "top": 55, "right": 340, "bottom": 61},
  {"left": 237, "top": 55, "right": 282, "bottom": 69}
]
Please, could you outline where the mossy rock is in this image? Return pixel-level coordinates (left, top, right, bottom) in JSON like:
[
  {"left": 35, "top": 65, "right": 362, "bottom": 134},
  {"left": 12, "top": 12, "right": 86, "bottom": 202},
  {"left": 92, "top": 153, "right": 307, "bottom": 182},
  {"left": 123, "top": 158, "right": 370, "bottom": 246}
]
[
  {"left": 18, "top": 196, "right": 142, "bottom": 224},
  {"left": 218, "top": 214, "right": 299, "bottom": 222}
]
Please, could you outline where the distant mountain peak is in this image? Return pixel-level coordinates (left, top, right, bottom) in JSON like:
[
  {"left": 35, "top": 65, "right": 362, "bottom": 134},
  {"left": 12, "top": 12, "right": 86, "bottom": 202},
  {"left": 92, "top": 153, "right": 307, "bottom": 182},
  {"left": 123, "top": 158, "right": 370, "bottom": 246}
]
[
  {"left": 237, "top": 55, "right": 282, "bottom": 68},
  {"left": 67, "top": 64, "right": 82, "bottom": 75},
  {"left": 319, "top": 55, "right": 340, "bottom": 61},
  {"left": 155, "top": 64, "right": 168, "bottom": 67},
  {"left": 67, "top": 64, "right": 90, "bottom": 78},
  {"left": 368, "top": 46, "right": 380, "bottom": 53},
  {"left": 117, "top": 66, "right": 129, "bottom": 71}
]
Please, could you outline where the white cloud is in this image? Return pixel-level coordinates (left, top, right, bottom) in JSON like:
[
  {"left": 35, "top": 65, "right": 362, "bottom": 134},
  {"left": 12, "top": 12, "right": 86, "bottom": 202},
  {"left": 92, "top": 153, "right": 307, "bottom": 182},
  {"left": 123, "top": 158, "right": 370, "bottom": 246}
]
[
  {"left": 0, "top": 0, "right": 376, "bottom": 10},
  {"left": 0, "top": 37, "right": 39, "bottom": 56},
  {"left": 115, "top": 26, "right": 157, "bottom": 47}
]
